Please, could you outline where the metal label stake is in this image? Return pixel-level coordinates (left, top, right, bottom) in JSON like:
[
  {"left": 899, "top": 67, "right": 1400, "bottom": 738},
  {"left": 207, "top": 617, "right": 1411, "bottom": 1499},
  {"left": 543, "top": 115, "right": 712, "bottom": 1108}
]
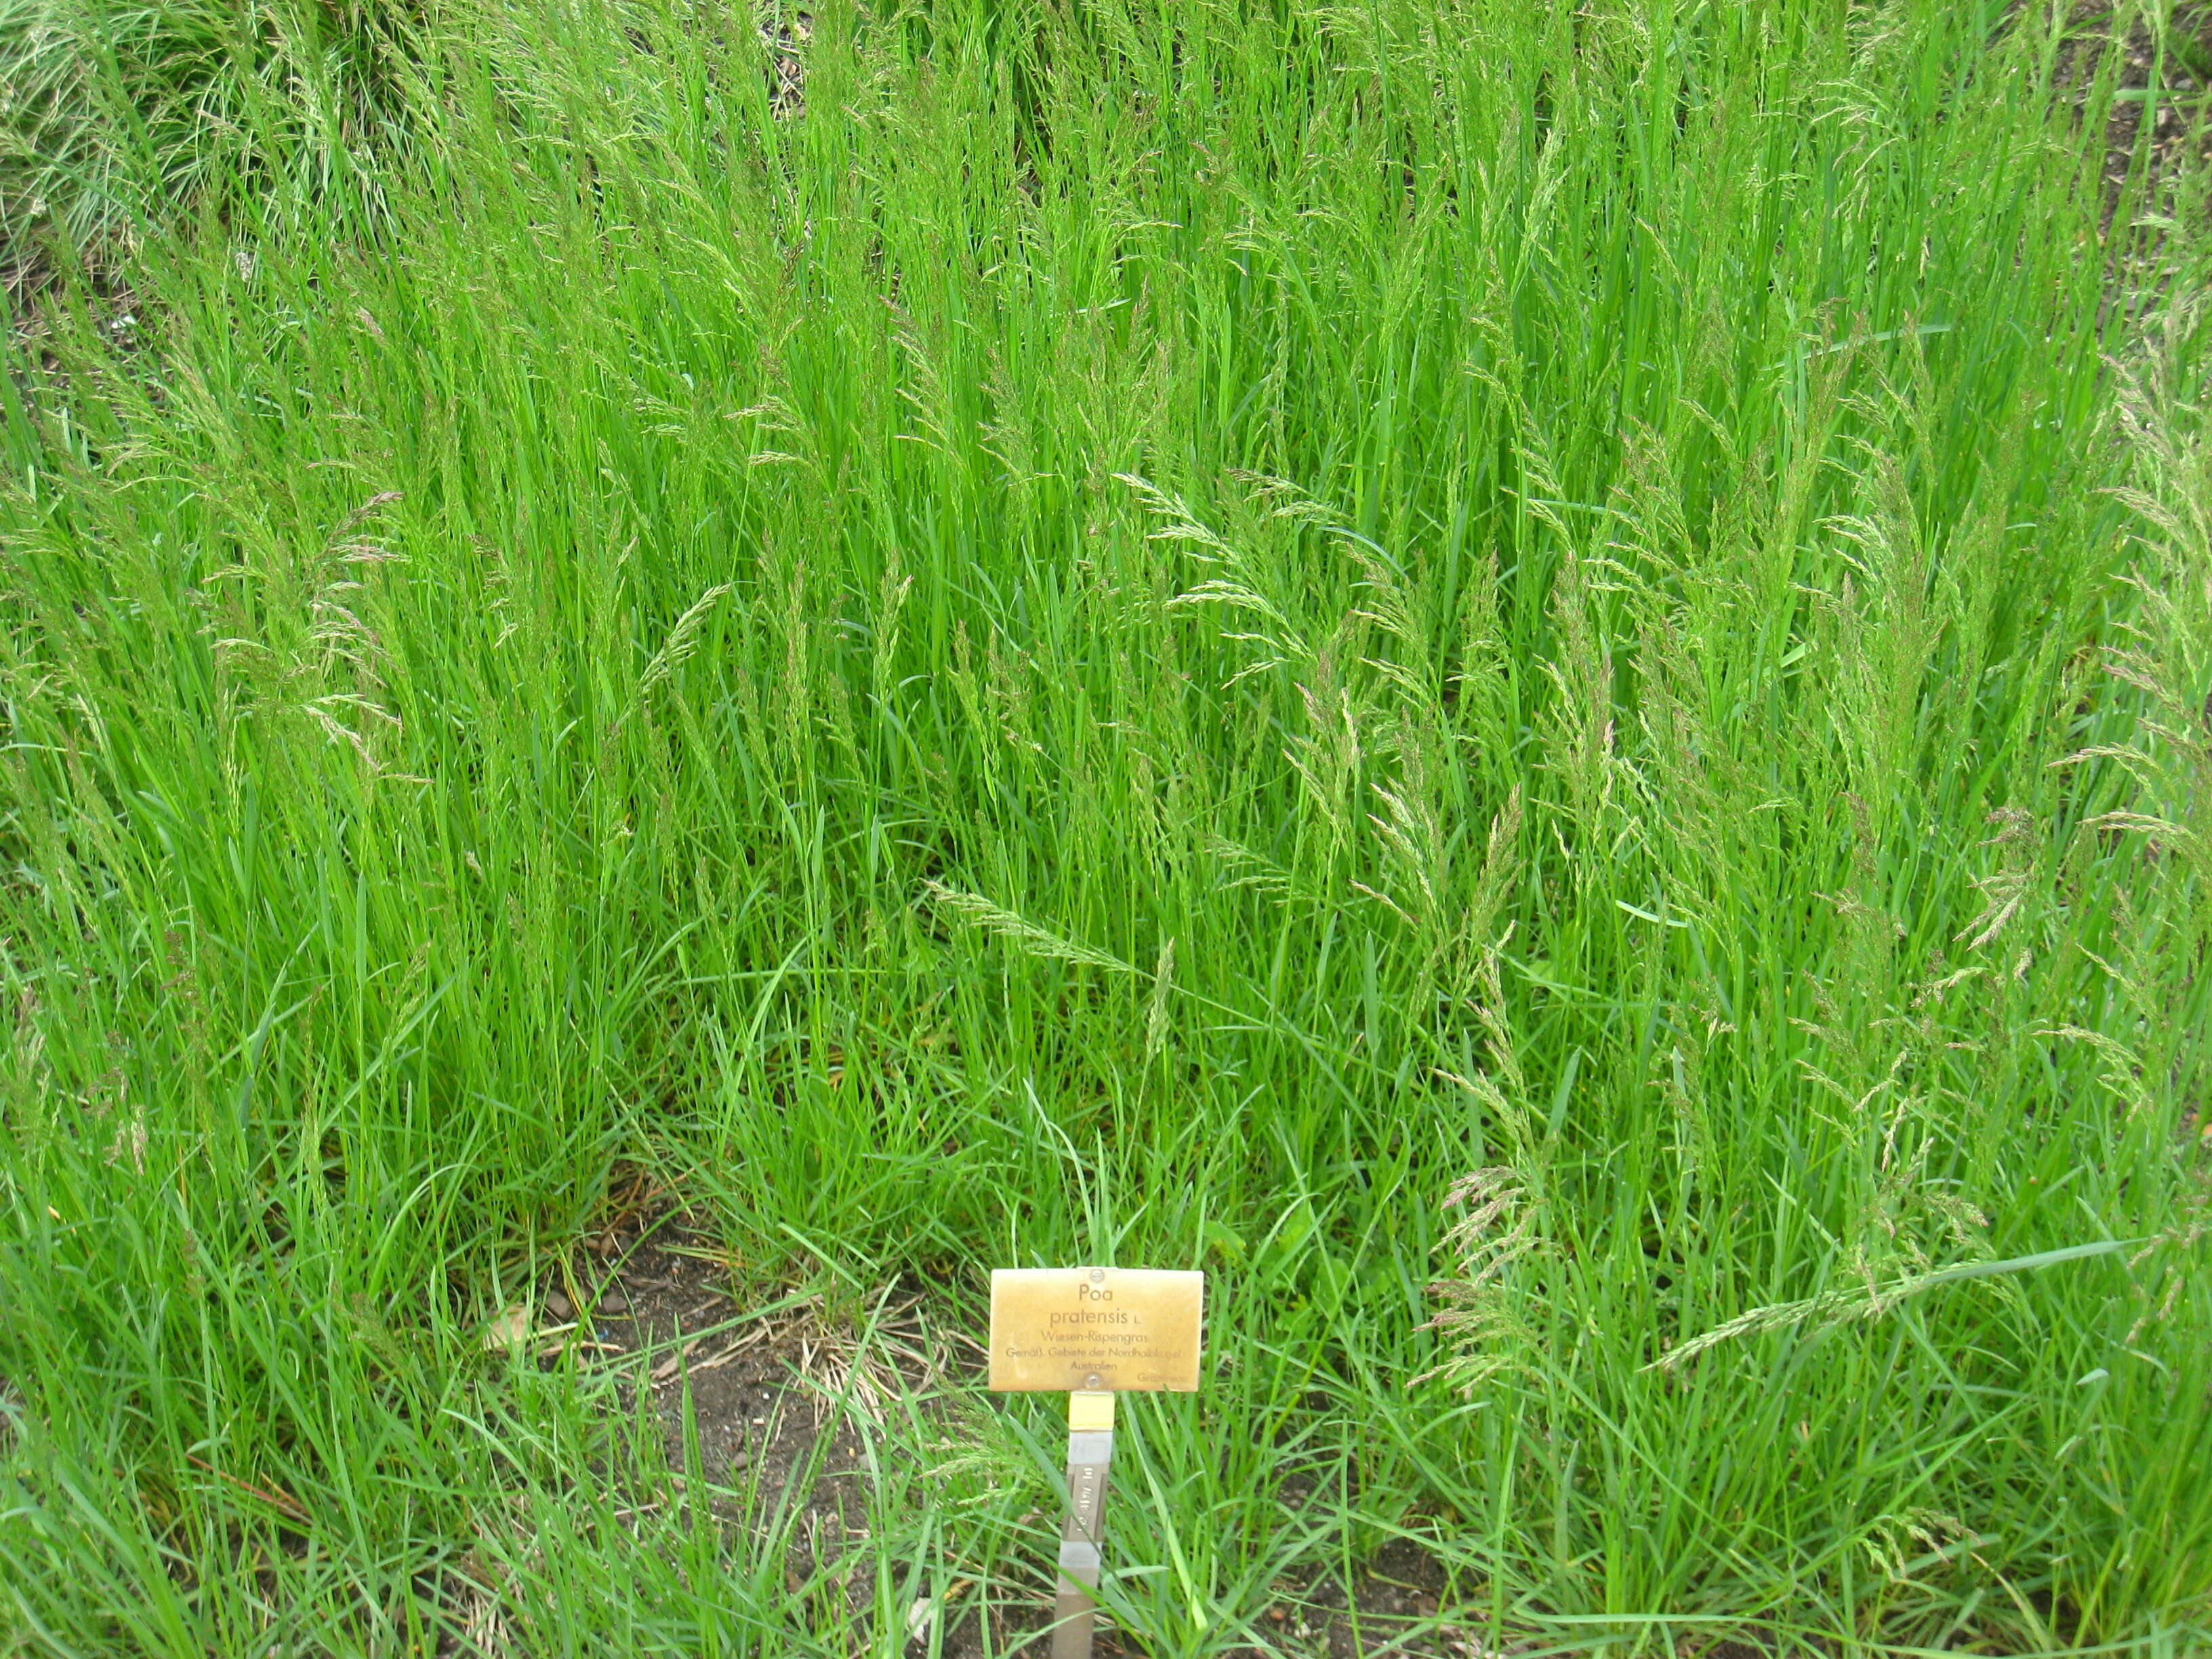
[
  {"left": 1053, "top": 1389, "right": 1115, "bottom": 1659},
  {"left": 984, "top": 1267, "right": 1204, "bottom": 1659}
]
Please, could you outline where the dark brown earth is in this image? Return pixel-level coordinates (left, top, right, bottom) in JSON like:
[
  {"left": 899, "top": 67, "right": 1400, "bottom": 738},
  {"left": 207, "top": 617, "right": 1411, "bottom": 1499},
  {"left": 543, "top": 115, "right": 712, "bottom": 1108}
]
[
  {"left": 523, "top": 1197, "right": 1475, "bottom": 1658},
  {"left": 498, "top": 1174, "right": 2015, "bottom": 1655},
  {"left": 2060, "top": 1, "right": 2212, "bottom": 221}
]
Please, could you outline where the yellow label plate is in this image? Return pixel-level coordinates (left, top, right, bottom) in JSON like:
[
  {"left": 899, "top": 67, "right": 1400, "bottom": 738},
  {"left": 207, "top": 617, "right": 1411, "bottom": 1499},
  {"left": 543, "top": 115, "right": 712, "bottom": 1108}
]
[{"left": 987, "top": 1267, "right": 1204, "bottom": 1391}]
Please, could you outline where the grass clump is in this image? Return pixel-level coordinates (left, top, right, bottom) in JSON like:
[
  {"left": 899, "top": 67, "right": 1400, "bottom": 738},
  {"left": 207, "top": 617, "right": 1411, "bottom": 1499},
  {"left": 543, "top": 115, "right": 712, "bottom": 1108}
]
[
  {"left": 1, "top": 0, "right": 413, "bottom": 287},
  {"left": 3, "top": 0, "right": 2211, "bottom": 1652}
]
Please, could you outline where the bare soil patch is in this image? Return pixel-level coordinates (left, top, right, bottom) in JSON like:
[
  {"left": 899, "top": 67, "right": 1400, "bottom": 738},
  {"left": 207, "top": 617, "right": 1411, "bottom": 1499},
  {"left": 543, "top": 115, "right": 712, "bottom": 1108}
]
[{"left": 523, "top": 1204, "right": 1479, "bottom": 1656}]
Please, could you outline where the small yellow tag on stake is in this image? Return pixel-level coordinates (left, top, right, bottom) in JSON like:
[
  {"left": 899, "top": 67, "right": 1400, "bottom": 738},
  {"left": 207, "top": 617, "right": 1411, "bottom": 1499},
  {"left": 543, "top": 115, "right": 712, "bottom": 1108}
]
[
  {"left": 989, "top": 1268, "right": 1202, "bottom": 1659},
  {"left": 987, "top": 1267, "right": 1204, "bottom": 1391}
]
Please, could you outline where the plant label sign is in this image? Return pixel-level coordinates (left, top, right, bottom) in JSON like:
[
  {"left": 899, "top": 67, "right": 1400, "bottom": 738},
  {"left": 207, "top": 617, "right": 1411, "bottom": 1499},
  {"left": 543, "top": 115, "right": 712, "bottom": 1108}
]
[
  {"left": 988, "top": 1267, "right": 1204, "bottom": 1392},
  {"left": 988, "top": 1268, "right": 1204, "bottom": 1659}
]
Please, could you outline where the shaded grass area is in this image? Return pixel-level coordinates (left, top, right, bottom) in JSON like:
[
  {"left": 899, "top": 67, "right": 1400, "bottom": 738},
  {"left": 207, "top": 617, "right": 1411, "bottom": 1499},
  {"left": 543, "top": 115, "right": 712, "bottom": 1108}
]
[
  {"left": 0, "top": 0, "right": 416, "bottom": 293},
  {"left": 3, "top": 0, "right": 2212, "bottom": 1651}
]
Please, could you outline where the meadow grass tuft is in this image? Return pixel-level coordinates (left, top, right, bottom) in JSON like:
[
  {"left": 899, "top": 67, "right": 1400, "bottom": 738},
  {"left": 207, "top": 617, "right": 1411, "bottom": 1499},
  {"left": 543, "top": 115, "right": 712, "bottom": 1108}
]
[{"left": 3, "top": 0, "right": 2211, "bottom": 1652}]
